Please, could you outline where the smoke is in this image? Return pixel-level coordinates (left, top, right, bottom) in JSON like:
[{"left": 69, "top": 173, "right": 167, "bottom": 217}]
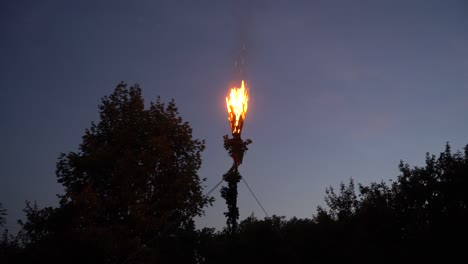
[
  {"left": 232, "top": 0, "right": 255, "bottom": 82},
  {"left": 230, "top": 0, "right": 270, "bottom": 83}
]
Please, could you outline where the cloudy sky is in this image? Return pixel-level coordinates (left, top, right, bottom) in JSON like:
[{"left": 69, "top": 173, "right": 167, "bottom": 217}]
[{"left": 1, "top": 0, "right": 468, "bottom": 231}]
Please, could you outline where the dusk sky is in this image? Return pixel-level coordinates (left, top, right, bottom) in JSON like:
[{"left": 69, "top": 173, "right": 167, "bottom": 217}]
[{"left": 1, "top": 0, "right": 468, "bottom": 232}]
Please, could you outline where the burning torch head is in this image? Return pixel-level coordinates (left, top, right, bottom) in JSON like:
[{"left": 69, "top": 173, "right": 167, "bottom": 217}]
[{"left": 226, "top": 80, "right": 249, "bottom": 137}]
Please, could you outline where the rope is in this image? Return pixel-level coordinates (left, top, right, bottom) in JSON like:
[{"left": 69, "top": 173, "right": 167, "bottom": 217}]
[
  {"left": 241, "top": 177, "right": 269, "bottom": 218},
  {"left": 242, "top": 177, "right": 302, "bottom": 262},
  {"left": 206, "top": 178, "right": 225, "bottom": 197},
  {"left": 121, "top": 177, "right": 225, "bottom": 264}
]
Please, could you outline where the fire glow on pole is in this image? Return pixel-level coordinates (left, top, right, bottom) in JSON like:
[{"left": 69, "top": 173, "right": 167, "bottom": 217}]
[
  {"left": 225, "top": 80, "right": 251, "bottom": 165},
  {"left": 221, "top": 79, "right": 252, "bottom": 234}
]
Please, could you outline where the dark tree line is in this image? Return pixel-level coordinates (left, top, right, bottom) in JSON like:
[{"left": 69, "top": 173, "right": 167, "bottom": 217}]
[
  {"left": 1, "top": 82, "right": 468, "bottom": 263},
  {"left": 196, "top": 143, "right": 468, "bottom": 263}
]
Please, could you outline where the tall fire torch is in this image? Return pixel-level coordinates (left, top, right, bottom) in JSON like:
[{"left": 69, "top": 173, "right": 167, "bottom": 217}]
[{"left": 221, "top": 80, "right": 252, "bottom": 234}]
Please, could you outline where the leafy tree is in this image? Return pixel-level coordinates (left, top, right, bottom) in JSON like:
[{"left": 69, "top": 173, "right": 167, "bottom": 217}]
[
  {"left": 1, "top": 229, "right": 20, "bottom": 264},
  {"left": 18, "top": 82, "right": 212, "bottom": 263},
  {"left": 0, "top": 203, "right": 6, "bottom": 228},
  {"left": 311, "top": 143, "right": 468, "bottom": 261},
  {"left": 321, "top": 178, "right": 359, "bottom": 221},
  {"left": 392, "top": 143, "right": 468, "bottom": 258},
  {"left": 0, "top": 203, "right": 21, "bottom": 264}
]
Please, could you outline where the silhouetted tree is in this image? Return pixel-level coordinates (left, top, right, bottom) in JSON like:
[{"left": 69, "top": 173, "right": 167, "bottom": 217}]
[
  {"left": 0, "top": 203, "right": 21, "bottom": 264},
  {"left": 310, "top": 143, "right": 468, "bottom": 261},
  {"left": 0, "top": 203, "right": 6, "bottom": 228},
  {"left": 17, "top": 82, "right": 212, "bottom": 263},
  {"left": 322, "top": 178, "right": 359, "bottom": 221},
  {"left": 1, "top": 229, "right": 20, "bottom": 264},
  {"left": 391, "top": 143, "right": 468, "bottom": 259}
]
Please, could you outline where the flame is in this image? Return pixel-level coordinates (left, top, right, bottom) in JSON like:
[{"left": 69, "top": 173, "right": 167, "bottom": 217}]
[{"left": 226, "top": 80, "right": 249, "bottom": 135}]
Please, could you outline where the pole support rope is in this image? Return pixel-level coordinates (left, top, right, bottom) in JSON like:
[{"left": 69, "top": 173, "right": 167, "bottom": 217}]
[{"left": 241, "top": 176, "right": 269, "bottom": 218}]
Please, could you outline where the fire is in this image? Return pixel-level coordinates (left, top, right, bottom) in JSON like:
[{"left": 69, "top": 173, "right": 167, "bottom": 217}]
[{"left": 226, "top": 80, "right": 249, "bottom": 135}]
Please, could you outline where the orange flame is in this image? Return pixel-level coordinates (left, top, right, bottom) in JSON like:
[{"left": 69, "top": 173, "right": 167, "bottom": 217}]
[{"left": 226, "top": 80, "right": 249, "bottom": 135}]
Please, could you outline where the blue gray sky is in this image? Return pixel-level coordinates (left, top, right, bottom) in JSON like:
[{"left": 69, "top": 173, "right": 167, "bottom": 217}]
[{"left": 1, "top": 0, "right": 468, "bottom": 232}]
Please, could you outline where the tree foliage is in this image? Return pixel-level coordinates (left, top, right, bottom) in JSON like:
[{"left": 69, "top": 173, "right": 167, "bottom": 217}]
[
  {"left": 14, "top": 82, "right": 211, "bottom": 263},
  {"left": 57, "top": 82, "right": 209, "bottom": 231},
  {"left": 0, "top": 203, "right": 6, "bottom": 228},
  {"left": 197, "top": 143, "right": 468, "bottom": 263}
]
